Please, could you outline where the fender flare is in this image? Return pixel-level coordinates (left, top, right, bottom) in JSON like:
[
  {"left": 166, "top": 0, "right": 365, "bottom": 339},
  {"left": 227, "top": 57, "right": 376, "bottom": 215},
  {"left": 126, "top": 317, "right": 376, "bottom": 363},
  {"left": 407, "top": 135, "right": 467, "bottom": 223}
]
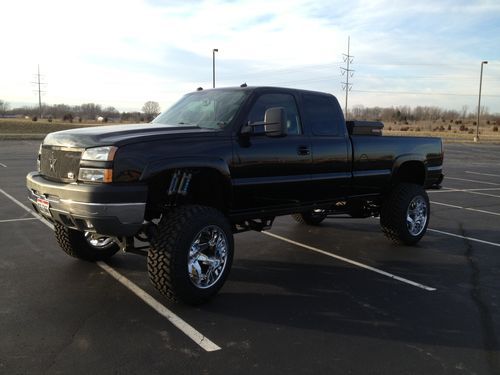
[
  {"left": 139, "top": 156, "right": 233, "bottom": 202},
  {"left": 391, "top": 154, "right": 427, "bottom": 184}
]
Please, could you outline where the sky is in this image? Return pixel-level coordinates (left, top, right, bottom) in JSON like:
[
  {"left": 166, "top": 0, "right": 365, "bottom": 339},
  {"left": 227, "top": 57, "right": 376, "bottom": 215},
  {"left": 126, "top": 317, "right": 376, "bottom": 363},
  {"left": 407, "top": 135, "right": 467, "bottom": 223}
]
[{"left": 1, "top": 0, "right": 500, "bottom": 114}]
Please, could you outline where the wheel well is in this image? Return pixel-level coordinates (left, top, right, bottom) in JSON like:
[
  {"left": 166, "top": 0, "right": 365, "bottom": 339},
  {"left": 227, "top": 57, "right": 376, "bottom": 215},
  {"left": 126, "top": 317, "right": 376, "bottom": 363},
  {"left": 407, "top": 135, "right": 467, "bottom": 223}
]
[
  {"left": 394, "top": 161, "right": 425, "bottom": 186},
  {"left": 145, "top": 168, "right": 230, "bottom": 218},
  {"left": 189, "top": 169, "right": 230, "bottom": 212}
]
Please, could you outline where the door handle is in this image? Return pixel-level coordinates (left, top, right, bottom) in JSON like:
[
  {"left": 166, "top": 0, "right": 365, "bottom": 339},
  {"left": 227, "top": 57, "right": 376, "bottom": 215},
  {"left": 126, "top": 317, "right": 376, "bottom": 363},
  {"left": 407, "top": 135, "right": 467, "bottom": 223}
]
[{"left": 297, "top": 146, "right": 310, "bottom": 156}]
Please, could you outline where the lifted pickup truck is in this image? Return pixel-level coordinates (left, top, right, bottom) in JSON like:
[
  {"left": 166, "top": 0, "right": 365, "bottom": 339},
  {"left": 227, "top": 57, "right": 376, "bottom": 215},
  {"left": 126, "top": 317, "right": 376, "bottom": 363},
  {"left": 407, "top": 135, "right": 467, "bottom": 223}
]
[{"left": 27, "top": 86, "right": 443, "bottom": 304}]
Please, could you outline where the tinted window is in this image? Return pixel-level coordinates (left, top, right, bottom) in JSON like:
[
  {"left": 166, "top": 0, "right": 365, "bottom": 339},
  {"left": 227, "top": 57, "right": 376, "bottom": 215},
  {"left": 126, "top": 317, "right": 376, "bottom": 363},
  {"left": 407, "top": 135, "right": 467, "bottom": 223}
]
[
  {"left": 247, "top": 93, "right": 302, "bottom": 135},
  {"left": 303, "top": 94, "right": 340, "bottom": 136}
]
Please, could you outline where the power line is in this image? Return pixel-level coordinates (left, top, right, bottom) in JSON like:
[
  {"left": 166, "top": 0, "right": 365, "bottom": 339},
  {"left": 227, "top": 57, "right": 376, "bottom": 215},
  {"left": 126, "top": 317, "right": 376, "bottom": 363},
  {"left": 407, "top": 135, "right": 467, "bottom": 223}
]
[
  {"left": 220, "top": 60, "right": 489, "bottom": 82},
  {"left": 233, "top": 70, "right": 500, "bottom": 86},
  {"left": 219, "top": 61, "right": 344, "bottom": 81},
  {"left": 355, "top": 74, "right": 500, "bottom": 81},
  {"left": 352, "top": 89, "right": 500, "bottom": 97},
  {"left": 340, "top": 36, "right": 354, "bottom": 118},
  {"left": 355, "top": 62, "right": 485, "bottom": 67}
]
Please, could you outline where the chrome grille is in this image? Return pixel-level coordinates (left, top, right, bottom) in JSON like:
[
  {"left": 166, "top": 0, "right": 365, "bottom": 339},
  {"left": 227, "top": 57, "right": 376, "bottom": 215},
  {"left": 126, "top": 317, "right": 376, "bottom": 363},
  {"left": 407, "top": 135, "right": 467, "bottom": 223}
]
[{"left": 40, "top": 147, "right": 81, "bottom": 182}]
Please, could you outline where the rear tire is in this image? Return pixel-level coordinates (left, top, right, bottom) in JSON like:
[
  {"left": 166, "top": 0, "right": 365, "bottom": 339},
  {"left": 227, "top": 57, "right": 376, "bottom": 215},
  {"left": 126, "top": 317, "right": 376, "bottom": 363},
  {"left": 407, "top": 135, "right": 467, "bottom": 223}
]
[
  {"left": 54, "top": 223, "right": 119, "bottom": 261},
  {"left": 147, "top": 205, "right": 234, "bottom": 305},
  {"left": 291, "top": 209, "right": 327, "bottom": 226},
  {"left": 380, "top": 183, "right": 430, "bottom": 245}
]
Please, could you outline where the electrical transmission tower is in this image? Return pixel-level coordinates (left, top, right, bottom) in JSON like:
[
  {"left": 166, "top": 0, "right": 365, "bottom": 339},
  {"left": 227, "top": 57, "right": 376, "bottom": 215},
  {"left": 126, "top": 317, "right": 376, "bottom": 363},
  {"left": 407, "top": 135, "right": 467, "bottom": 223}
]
[
  {"left": 32, "top": 64, "right": 47, "bottom": 118},
  {"left": 340, "top": 36, "right": 354, "bottom": 120}
]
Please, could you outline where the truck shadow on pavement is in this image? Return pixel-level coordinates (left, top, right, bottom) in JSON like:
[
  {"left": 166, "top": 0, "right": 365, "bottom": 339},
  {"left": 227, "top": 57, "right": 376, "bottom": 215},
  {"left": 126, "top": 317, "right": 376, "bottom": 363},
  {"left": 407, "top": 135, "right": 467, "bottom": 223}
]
[{"left": 205, "top": 258, "right": 499, "bottom": 353}]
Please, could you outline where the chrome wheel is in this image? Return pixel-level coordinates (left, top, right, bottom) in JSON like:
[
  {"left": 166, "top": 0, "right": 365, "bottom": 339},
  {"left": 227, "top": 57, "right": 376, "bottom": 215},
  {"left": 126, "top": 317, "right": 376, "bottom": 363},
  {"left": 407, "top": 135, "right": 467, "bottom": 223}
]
[
  {"left": 84, "top": 232, "right": 115, "bottom": 249},
  {"left": 406, "top": 196, "right": 428, "bottom": 236},
  {"left": 188, "top": 225, "right": 229, "bottom": 289}
]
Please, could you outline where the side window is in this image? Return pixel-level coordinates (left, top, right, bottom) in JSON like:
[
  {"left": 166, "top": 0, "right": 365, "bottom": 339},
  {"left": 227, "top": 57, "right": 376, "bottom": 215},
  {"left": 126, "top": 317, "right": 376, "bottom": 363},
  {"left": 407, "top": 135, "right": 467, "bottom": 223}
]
[
  {"left": 303, "top": 94, "right": 340, "bottom": 136},
  {"left": 247, "top": 93, "right": 302, "bottom": 135}
]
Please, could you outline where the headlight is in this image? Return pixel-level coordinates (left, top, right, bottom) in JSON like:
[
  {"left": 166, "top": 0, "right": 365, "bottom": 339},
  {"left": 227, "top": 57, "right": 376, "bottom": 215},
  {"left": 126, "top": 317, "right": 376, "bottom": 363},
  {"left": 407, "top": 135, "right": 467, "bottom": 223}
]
[
  {"left": 78, "top": 168, "right": 113, "bottom": 183},
  {"left": 79, "top": 146, "right": 117, "bottom": 183},
  {"left": 82, "top": 146, "right": 117, "bottom": 161}
]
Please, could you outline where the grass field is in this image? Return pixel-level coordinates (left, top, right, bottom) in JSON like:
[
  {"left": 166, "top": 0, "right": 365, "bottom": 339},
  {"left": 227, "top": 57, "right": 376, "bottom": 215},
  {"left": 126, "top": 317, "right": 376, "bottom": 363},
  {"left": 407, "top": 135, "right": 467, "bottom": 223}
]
[
  {"left": 1, "top": 118, "right": 499, "bottom": 143},
  {"left": 0, "top": 118, "right": 132, "bottom": 140},
  {"left": 382, "top": 120, "right": 500, "bottom": 143}
]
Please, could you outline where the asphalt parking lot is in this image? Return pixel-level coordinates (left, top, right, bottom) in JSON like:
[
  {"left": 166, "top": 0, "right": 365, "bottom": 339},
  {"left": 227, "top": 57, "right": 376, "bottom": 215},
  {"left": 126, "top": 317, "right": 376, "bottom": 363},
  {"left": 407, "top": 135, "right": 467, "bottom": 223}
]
[{"left": 1, "top": 140, "right": 500, "bottom": 374}]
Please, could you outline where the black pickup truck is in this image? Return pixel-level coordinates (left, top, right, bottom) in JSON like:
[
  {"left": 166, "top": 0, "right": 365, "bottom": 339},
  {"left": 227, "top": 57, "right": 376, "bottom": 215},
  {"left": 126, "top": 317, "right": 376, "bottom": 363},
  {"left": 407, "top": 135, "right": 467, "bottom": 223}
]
[{"left": 27, "top": 86, "right": 443, "bottom": 304}]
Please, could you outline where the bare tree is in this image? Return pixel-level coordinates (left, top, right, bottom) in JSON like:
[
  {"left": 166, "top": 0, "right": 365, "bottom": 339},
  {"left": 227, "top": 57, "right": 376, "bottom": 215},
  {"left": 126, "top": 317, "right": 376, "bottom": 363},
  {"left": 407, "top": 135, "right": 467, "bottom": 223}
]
[
  {"left": 52, "top": 104, "right": 72, "bottom": 119},
  {"left": 102, "top": 106, "right": 119, "bottom": 118},
  {"left": 480, "top": 105, "right": 489, "bottom": 117},
  {"left": 80, "top": 103, "right": 102, "bottom": 120},
  {"left": 0, "top": 99, "right": 10, "bottom": 116},
  {"left": 461, "top": 105, "right": 468, "bottom": 121},
  {"left": 142, "top": 101, "right": 161, "bottom": 121},
  {"left": 351, "top": 105, "right": 363, "bottom": 119}
]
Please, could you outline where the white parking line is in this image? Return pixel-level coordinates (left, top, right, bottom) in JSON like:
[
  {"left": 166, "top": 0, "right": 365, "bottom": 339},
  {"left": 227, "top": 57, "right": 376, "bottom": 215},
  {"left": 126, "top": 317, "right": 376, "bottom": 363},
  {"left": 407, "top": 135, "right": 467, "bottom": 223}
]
[
  {"left": 450, "top": 190, "right": 500, "bottom": 199},
  {"left": 0, "top": 188, "right": 221, "bottom": 353},
  {"left": 370, "top": 211, "right": 500, "bottom": 249},
  {"left": 466, "top": 171, "right": 500, "bottom": 178},
  {"left": 431, "top": 201, "right": 500, "bottom": 216},
  {"left": 464, "top": 190, "right": 500, "bottom": 199},
  {"left": 464, "top": 188, "right": 500, "bottom": 191},
  {"left": 431, "top": 201, "right": 462, "bottom": 209},
  {"left": 428, "top": 187, "right": 500, "bottom": 194},
  {"left": 0, "top": 162, "right": 7, "bottom": 168},
  {"left": 445, "top": 177, "right": 500, "bottom": 186},
  {"left": 428, "top": 229, "right": 500, "bottom": 248},
  {"left": 427, "top": 188, "right": 460, "bottom": 193},
  {"left": 0, "top": 188, "right": 52, "bottom": 228},
  {"left": 428, "top": 187, "right": 500, "bottom": 199},
  {"left": 262, "top": 231, "right": 437, "bottom": 292},
  {"left": 97, "top": 262, "right": 221, "bottom": 352},
  {"left": 0, "top": 217, "right": 39, "bottom": 223}
]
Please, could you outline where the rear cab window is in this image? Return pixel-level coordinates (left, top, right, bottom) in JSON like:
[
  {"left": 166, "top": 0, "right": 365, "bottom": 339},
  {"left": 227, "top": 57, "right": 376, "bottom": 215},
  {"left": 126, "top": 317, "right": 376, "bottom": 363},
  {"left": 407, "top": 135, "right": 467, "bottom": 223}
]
[{"left": 302, "top": 93, "right": 345, "bottom": 137}]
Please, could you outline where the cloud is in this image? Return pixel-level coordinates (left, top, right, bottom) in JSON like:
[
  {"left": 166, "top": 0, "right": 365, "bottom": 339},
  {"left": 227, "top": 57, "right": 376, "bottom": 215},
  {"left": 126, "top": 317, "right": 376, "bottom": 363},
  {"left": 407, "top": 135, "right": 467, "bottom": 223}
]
[{"left": 1, "top": 0, "right": 499, "bottom": 112}]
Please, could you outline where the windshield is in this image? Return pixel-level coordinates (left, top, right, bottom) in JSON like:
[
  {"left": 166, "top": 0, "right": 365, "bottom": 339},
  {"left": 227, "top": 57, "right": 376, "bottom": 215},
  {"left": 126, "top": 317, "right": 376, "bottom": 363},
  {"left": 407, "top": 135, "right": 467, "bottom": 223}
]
[{"left": 153, "top": 90, "right": 248, "bottom": 129}]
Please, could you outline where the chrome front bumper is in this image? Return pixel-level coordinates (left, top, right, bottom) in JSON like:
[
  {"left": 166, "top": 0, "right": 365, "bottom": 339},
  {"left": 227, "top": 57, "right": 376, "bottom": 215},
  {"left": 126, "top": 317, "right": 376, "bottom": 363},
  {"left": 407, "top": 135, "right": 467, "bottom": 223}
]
[{"left": 27, "top": 172, "right": 147, "bottom": 237}]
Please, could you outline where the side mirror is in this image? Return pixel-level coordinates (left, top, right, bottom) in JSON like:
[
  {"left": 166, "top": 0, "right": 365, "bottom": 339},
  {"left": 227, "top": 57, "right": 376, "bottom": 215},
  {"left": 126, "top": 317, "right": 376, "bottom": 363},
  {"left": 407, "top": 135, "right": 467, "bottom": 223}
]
[{"left": 264, "top": 107, "right": 287, "bottom": 137}]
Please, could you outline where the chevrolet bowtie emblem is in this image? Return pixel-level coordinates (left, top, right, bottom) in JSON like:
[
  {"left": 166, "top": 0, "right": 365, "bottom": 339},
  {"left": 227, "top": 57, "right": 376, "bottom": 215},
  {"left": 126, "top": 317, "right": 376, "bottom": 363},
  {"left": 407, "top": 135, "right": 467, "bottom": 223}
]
[{"left": 49, "top": 152, "right": 57, "bottom": 172}]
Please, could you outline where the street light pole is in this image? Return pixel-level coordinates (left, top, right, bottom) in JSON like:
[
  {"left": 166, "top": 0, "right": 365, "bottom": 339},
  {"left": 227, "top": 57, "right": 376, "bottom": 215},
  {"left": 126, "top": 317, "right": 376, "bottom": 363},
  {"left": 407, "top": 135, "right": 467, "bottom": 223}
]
[
  {"left": 475, "top": 60, "right": 488, "bottom": 142},
  {"left": 212, "top": 48, "right": 218, "bottom": 88}
]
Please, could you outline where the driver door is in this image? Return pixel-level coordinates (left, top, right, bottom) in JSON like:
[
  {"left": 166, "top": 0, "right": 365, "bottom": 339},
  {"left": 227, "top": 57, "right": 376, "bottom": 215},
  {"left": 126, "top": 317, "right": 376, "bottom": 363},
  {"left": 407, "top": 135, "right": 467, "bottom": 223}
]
[{"left": 231, "top": 92, "right": 312, "bottom": 211}]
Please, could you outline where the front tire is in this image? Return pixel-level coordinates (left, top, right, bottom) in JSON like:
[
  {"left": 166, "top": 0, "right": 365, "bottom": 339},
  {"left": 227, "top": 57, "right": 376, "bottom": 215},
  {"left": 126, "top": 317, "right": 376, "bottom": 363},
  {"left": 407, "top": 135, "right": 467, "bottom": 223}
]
[
  {"left": 380, "top": 183, "right": 430, "bottom": 245},
  {"left": 54, "top": 223, "right": 119, "bottom": 261},
  {"left": 147, "top": 205, "right": 234, "bottom": 305}
]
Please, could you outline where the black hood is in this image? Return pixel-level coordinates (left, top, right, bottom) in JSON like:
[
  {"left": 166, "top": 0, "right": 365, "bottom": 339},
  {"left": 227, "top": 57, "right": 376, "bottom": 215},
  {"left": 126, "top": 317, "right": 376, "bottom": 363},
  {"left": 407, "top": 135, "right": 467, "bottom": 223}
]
[{"left": 42, "top": 123, "right": 216, "bottom": 148}]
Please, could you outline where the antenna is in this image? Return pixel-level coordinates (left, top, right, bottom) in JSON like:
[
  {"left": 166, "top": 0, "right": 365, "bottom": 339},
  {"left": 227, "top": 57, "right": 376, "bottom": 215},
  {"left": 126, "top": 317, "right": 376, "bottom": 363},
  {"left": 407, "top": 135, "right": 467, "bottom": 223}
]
[{"left": 340, "top": 36, "right": 354, "bottom": 120}]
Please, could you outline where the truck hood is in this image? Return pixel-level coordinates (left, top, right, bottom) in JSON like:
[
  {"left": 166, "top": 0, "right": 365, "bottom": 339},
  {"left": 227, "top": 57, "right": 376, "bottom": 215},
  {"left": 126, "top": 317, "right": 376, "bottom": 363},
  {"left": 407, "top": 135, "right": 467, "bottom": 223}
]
[{"left": 42, "top": 123, "right": 217, "bottom": 148}]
